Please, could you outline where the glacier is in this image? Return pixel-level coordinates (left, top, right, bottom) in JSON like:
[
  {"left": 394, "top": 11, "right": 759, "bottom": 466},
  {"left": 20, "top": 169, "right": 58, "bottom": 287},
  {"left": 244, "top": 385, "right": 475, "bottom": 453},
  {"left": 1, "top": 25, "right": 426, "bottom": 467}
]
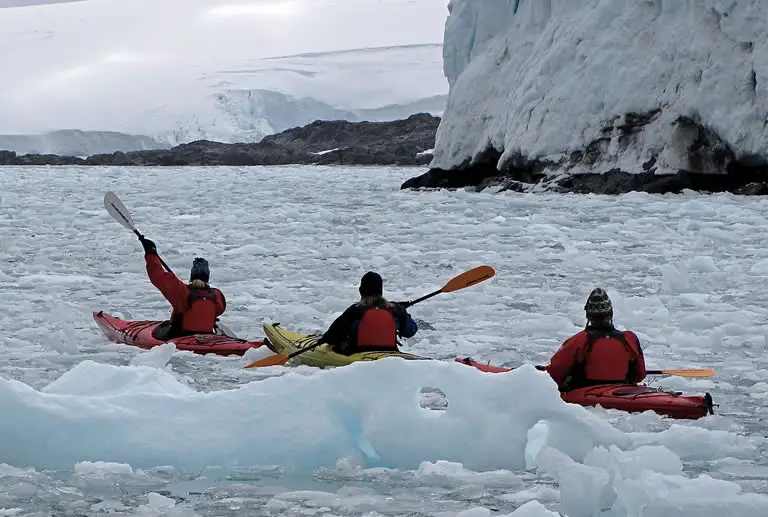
[
  {"left": 0, "top": 129, "right": 167, "bottom": 157},
  {"left": 431, "top": 0, "right": 768, "bottom": 180},
  {"left": 0, "top": 0, "right": 449, "bottom": 148}
]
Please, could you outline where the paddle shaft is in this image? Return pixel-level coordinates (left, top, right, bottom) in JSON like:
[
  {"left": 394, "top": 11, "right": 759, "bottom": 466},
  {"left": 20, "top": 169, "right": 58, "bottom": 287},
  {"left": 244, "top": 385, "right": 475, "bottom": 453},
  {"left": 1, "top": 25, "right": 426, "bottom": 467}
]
[
  {"left": 457, "top": 358, "right": 713, "bottom": 379},
  {"left": 133, "top": 229, "right": 174, "bottom": 274},
  {"left": 104, "top": 191, "right": 174, "bottom": 275},
  {"left": 400, "top": 289, "right": 440, "bottom": 309},
  {"left": 532, "top": 366, "right": 708, "bottom": 377},
  {"left": 646, "top": 369, "right": 715, "bottom": 377}
]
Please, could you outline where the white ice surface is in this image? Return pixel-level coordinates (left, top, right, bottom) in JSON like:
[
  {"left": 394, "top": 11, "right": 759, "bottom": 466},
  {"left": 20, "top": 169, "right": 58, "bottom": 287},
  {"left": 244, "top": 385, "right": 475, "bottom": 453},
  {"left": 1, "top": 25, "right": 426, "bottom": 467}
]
[
  {"left": 0, "top": 0, "right": 448, "bottom": 146},
  {"left": 1, "top": 165, "right": 768, "bottom": 515},
  {"left": 433, "top": 0, "right": 768, "bottom": 175},
  {"left": 4, "top": 360, "right": 632, "bottom": 472}
]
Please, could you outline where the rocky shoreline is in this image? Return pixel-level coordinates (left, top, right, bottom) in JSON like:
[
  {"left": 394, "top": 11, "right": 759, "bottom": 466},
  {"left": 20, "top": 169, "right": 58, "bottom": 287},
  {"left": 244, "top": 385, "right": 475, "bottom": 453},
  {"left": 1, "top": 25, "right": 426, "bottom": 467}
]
[
  {"left": 4, "top": 110, "right": 767, "bottom": 195},
  {"left": 401, "top": 112, "right": 768, "bottom": 195},
  {"left": 0, "top": 114, "right": 440, "bottom": 167}
]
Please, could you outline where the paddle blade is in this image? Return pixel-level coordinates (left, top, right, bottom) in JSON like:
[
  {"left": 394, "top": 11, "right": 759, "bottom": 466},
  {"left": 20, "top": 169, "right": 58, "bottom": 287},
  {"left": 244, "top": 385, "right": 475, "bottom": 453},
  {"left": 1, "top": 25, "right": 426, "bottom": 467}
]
[
  {"left": 441, "top": 265, "right": 496, "bottom": 293},
  {"left": 243, "top": 353, "right": 290, "bottom": 369},
  {"left": 648, "top": 368, "right": 715, "bottom": 378},
  {"left": 104, "top": 191, "right": 136, "bottom": 232},
  {"left": 215, "top": 321, "right": 238, "bottom": 339}
]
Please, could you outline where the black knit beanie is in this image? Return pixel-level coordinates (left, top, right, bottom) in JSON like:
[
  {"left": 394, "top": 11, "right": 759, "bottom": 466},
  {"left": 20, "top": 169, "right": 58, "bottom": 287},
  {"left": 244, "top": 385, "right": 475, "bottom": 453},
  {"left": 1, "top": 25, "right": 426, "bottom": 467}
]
[{"left": 359, "top": 271, "right": 383, "bottom": 297}]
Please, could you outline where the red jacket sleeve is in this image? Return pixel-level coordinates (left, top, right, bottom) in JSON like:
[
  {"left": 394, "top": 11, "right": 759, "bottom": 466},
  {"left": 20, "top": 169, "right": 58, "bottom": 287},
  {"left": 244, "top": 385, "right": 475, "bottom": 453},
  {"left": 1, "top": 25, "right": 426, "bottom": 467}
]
[
  {"left": 547, "top": 333, "right": 584, "bottom": 388},
  {"left": 215, "top": 289, "right": 226, "bottom": 316},
  {"left": 626, "top": 331, "right": 647, "bottom": 383},
  {"left": 145, "top": 254, "right": 189, "bottom": 312}
]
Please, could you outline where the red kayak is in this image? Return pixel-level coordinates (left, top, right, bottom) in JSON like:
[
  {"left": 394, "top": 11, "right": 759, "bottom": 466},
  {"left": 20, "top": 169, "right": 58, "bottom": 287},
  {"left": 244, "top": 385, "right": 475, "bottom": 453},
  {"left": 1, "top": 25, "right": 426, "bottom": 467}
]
[
  {"left": 455, "top": 357, "right": 714, "bottom": 420},
  {"left": 93, "top": 311, "right": 264, "bottom": 356}
]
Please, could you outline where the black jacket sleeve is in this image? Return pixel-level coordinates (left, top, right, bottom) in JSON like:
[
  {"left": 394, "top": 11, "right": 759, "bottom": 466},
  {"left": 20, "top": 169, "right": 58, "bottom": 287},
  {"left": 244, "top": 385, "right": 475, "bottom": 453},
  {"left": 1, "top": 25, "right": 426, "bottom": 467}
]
[
  {"left": 390, "top": 303, "right": 408, "bottom": 331},
  {"left": 320, "top": 304, "right": 361, "bottom": 347},
  {"left": 391, "top": 302, "right": 418, "bottom": 338}
]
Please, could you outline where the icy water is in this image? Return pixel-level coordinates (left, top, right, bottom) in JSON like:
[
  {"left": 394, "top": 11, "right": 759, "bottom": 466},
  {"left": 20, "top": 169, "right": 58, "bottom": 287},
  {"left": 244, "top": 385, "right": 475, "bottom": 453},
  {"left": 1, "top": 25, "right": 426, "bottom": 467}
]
[{"left": 1, "top": 165, "right": 768, "bottom": 516}]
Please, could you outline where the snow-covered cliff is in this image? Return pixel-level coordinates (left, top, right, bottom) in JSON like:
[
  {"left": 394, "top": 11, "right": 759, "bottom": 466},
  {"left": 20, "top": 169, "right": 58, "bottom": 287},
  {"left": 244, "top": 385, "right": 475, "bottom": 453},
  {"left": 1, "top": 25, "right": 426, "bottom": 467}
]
[{"left": 431, "top": 0, "right": 768, "bottom": 180}]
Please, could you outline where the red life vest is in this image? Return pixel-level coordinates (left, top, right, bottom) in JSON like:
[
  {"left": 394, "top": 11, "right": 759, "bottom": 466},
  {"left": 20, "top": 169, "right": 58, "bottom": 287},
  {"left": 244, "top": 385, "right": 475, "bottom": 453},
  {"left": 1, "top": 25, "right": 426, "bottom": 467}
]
[
  {"left": 356, "top": 307, "right": 398, "bottom": 348},
  {"left": 171, "top": 287, "right": 220, "bottom": 334},
  {"left": 572, "top": 330, "right": 641, "bottom": 385}
]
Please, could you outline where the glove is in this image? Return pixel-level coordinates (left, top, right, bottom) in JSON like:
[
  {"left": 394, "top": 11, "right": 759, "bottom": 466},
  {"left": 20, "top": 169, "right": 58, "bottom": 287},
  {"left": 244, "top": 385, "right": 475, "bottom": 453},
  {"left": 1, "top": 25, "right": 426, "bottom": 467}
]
[{"left": 139, "top": 236, "right": 157, "bottom": 255}]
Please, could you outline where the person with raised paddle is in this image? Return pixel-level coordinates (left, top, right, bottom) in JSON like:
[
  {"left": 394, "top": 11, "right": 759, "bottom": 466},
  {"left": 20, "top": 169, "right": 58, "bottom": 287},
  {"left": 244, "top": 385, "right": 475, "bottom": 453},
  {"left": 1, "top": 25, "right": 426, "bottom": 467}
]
[
  {"left": 139, "top": 237, "right": 227, "bottom": 340},
  {"left": 545, "top": 287, "right": 647, "bottom": 391},
  {"left": 319, "top": 271, "right": 418, "bottom": 355},
  {"left": 103, "top": 191, "right": 231, "bottom": 340}
]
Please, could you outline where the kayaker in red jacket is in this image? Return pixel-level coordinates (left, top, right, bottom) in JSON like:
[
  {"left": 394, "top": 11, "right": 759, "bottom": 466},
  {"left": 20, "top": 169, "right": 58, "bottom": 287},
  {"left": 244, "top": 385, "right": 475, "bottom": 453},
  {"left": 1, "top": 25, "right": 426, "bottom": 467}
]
[
  {"left": 320, "top": 271, "right": 418, "bottom": 355},
  {"left": 546, "top": 288, "right": 646, "bottom": 391},
  {"left": 139, "top": 236, "right": 226, "bottom": 340}
]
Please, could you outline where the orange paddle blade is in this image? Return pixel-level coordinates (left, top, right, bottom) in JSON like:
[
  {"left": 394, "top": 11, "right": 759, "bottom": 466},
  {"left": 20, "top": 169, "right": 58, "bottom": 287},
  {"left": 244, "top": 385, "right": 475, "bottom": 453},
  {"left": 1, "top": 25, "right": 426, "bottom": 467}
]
[
  {"left": 651, "top": 368, "right": 715, "bottom": 378},
  {"left": 244, "top": 353, "right": 290, "bottom": 369},
  {"left": 441, "top": 265, "right": 495, "bottom": 293}
]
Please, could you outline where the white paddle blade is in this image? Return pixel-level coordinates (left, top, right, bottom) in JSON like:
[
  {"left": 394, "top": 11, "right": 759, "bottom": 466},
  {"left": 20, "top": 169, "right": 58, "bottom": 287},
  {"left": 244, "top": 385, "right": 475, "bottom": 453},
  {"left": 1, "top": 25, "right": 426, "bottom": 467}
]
[
  {"left": 104, "top": 191, "right": 136, "bottom": 232},
  {"left": 215, "top": 321, "right": 238, "bottom": 339}
]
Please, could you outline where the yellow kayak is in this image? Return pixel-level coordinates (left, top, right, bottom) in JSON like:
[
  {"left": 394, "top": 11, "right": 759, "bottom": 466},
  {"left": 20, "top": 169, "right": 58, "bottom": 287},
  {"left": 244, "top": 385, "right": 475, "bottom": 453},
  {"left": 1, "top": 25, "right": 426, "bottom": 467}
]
[{"left": 262, "top": 323, "right": 430, "bottom": 368}]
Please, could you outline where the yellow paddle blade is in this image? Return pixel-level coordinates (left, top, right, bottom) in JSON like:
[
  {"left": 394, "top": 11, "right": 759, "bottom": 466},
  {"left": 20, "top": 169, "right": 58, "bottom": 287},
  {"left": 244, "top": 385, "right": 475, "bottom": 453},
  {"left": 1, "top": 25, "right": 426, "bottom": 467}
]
[
  {"left": 441, "top": 265, "right": 496, "bottom": 293},
  {"left": 244, "top": 353, "right": 290, "bottom": 369},
  {"left": 649, "top": 368, "right": 715, "bottom": 378}
]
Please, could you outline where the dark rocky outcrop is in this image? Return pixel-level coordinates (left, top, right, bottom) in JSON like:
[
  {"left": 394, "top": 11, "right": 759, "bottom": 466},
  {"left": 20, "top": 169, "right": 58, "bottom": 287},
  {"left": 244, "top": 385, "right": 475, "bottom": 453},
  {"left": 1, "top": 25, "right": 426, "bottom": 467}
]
[
  {"left": 402, "top": 110, "right": 768, "bottom": 195},
  {"left": 0, "top": 114, "right": 440, "bottom": 167}
]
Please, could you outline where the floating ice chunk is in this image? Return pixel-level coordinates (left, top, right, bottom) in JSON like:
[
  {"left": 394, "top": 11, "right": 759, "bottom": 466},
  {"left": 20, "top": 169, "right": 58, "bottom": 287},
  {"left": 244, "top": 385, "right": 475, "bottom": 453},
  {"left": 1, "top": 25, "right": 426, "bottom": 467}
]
[
  {"left": 535, "top": 447, "right": 611, "bottom": 517},
  {"left": 505, "top": 500, "right": 561, "bottom": 516},
  {"left": 456, "top": 508, "right": 492, "bottom": 517},
  {"left": 130, "top": 342, "right": 176, "bottom": 368},
  {"left": 584, "top": 445, "right": 684, "bottom": 478},
  {"left": 17, "top": 274, "right": 96, "bottom": 287},
  {"left": 223, "top": 243, "right": 271, "bottom": 256},
  {"left": 498, "top": 485, "right": 559, "bottom": 505},
  {"left": 74, "top": 461, "right": 133, "bottom": 476},
  {"left": 747, "top": 382, "right": 768, "bottom": 394},
  {"left": 699, "top": 227, "right": 741, "bottom": 244},
  {"left": 614, "top": 471, "right": 768, "bottom": 517},
  {"left": 687, "top": 256, "right": 719, "bottom": 273},
  {"left": 750, "top": 258, "right": 768, "bottom": 274},
  {"left": 416, "top": 460, "right": 522, "bottom": 487},
  {"left": 630, "top": 425, "right": 760, "bottom": 461},
  {"left": 147, "top": 492, "right": 175, "bottom": 509},
  {"left": 41, "top": 360, "right": 195, "bottom": 397},
  {"left": 241, "top": 345, "right": 274, "bottom": 364},
  {"left": 660, "top": 263, "right": 690, "bottom": 294},
  {"left": 41, "top": 328, "right": 80, "bottom": 354},
  {"left": 91, "top": 500, "right": 128, "bottom": 512}
]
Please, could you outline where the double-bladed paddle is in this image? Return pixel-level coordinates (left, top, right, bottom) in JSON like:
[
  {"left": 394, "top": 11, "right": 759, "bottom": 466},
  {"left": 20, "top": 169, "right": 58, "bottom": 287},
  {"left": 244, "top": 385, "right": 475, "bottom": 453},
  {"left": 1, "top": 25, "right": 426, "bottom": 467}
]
[
  {"left": 103, "top": 191, "right": 237, "bottom": 338},
  {"left": 244, "top": 265, "right": 497, "bottom": 369}
]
